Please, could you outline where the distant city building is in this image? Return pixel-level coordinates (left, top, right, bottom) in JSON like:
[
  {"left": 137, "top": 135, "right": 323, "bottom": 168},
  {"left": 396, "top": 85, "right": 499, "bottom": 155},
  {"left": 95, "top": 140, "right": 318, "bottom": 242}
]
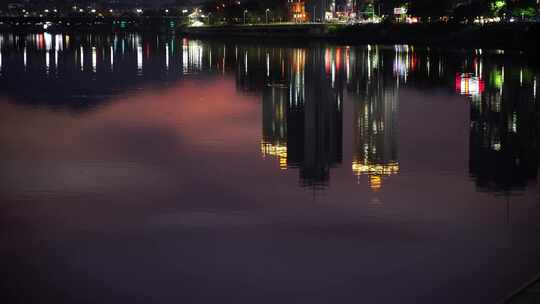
[
  {"left": 305, "top": 0, "right": 336, "bottom": 22},
  {"left": 288, "top": 0, "right": 308, "bottom": 22}
]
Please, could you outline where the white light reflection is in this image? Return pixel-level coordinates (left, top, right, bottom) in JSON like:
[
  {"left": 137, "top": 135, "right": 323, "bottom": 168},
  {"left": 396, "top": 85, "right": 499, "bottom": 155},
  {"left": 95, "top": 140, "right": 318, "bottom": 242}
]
[
  {"left": 264, "top": 52, "right": 268, "bottom": 77},
  {"left": 92, "top": 47, "right": 97, "bottom": 73},
  {"left": 23, "top": 47, "right": 27, "bottom": 69},
  {"left": 244, "top": 51, "right": 248, "bottom": 74},
  {"left": 110, "top": 46, "right": 114, "bottom": 69},
  {"left": 55, "top": 34, "right": 63, "bottom": 51},
  {"left": 137, "top": 46, "right": 143, "bottom": 75},
  {"left": 165, "top": 44, "right": 169, "bottom": 70},
  {"left": 45, "top": 51, "right": 50, "bottom": 74},
  {"left": 331, "top": 59, "right": 335, "bottom": 88},
  {"left": 44, "top": 33, "right": 52, "bottom": 51},
  {"left": 80, "top": 46, "right": 84, "bottom": 71},
  {"left": 534, "top": 77, "right": 537, "bottom": 100}
]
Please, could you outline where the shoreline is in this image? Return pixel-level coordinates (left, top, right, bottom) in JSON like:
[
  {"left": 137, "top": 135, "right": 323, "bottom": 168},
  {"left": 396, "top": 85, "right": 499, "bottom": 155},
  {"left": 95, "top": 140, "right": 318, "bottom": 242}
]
[{"left": 181, "top": 23, "right": 540, "bottom": 51}]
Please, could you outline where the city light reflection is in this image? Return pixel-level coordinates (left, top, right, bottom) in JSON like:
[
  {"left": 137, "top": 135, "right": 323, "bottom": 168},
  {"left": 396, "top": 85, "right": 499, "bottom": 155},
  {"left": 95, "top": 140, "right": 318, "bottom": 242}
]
[
  {"left": 0, "top": 33, "right": 537, "bottom": 193},
  {"left": 165, "top": 44, "right": 169, "bottom": 70},
  {"left": 110, "top": 46, "right": 114, "bottom": 69},
  {"left": 137, "top": 46, "right": 143, "bottom": 75}
]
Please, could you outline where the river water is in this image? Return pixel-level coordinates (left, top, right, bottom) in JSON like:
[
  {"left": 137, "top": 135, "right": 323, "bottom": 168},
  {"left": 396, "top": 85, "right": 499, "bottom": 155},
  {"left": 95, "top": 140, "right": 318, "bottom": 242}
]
[{"left": 0, "top": 32, "right": 539, "bottom": 303}]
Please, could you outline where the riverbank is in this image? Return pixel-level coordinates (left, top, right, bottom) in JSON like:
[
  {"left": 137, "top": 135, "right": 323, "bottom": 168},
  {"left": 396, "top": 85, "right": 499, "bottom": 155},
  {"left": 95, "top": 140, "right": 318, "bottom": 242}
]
[
  {"left": 181, "top": 22, "right": 540, "bottom": 51},
  {"left": 1, "top": 17, "right": 539, "bottom": 51}
]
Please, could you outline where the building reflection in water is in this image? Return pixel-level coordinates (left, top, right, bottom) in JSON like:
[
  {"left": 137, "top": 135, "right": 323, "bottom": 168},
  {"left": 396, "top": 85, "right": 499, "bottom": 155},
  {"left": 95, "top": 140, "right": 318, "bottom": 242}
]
[
  {"left": 349, "top": 45, "right": 400, "bottom": 191},
  {"left": 462, "top": 60, "right": 540, "bottom": 195},
  {"left": 261, "top": 47, "right": 342, "bottom": 189},
  {"left": 1, "top": 32, "right": 539, "bottom": 194}
]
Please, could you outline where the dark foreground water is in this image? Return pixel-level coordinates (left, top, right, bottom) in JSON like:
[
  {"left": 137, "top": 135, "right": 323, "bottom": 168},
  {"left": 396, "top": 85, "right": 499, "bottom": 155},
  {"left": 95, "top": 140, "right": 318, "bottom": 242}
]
[{"left": 0, "top": 32, "right": 539, "bottom": 304}]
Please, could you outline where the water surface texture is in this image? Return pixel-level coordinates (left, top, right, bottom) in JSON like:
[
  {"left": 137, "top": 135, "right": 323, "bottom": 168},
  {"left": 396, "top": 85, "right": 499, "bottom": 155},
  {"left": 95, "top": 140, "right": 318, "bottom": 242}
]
[{"left": 1, "top": 33, "right": 539, "bottom": 303}]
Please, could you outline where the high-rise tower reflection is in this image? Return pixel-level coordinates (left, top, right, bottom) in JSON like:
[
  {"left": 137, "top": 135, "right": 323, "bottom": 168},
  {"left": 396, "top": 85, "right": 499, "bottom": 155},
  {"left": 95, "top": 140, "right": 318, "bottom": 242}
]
[
  {"left": 468, "top": 63, "right": 540, "bottom": 194},
  {"left": 348, "top": 46, "right": 400, "bottom": 191},
  {"left": 261, "top": 47, "right": 343, "bottom": 188}
]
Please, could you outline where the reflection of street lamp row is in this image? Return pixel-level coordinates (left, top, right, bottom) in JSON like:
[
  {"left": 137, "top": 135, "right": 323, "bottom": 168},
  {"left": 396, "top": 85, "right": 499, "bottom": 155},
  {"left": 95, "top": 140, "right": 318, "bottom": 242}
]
[
  {"left": 351, "top": 162, "right": 400, "bottom": 176},
  {"left": 352, "top": 161, "right": 400, "bottom": 191}
]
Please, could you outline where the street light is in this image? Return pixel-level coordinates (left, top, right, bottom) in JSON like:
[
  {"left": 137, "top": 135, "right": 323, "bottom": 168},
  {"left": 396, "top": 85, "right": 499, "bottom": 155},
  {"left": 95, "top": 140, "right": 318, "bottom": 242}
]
[
  {"left": 244, "top": 9, "right": 248, "bottom": 24},
  {"left": 265, "top": 8, "right": 270, "bottom": 24}
]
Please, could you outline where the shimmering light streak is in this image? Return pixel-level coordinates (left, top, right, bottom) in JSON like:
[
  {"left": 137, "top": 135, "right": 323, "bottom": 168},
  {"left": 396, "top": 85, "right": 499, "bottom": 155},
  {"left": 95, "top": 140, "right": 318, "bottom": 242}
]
[
  {"left": 331, "top": 60, "right": 336, "bottom": 88},
  {"left": 80, "top": 46, "right": 84, "bottom": 71},
  {"left": 44, "top": 32, "right": 52, "bottom": 50},
  {"left": 92, "top": 47, "right": 97, "bottom": 73},
  {"left": 165, "top": 44, "right": 169, "bottom": 70},
  {"left": 244, "top": 51, "right": 248, "bottom": 74},
  {"left": 23, "top": 47, "right": 27, "bottom": 68},
  {"left": 45, "top": 50, "right": 50, "bottom": 74},
  {"left": 137, "top": 46, "right": 143, "bottom": 75},
  {"left": 346, "top": 47, "right": 350, "bottom": 83},
  {"left": 55, "top": 34, "right": 63, "bottom": 51},
  {"left": 534, "top": 77, "right": 537, "bottom": 99},
  {"left": 110, "top": 46, "right": 114, "bottom": 69},
  {"left": 266, "top": 52, "right": 270, "bottom": 77},
  {"left": 511, "top": 112, "right": 517, "bottom": 133}
]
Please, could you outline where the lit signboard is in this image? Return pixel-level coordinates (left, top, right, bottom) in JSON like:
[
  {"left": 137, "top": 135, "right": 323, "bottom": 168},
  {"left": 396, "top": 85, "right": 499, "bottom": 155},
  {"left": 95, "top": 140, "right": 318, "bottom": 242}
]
[{"left": 394, "top": 7, "right": 407, "bottom": 15}]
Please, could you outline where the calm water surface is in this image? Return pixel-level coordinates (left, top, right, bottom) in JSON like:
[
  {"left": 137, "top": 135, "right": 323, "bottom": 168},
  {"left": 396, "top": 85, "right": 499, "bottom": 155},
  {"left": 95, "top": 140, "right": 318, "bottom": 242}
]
[{"left": 0, "top": 33, "right": 539, "bottom": 303}]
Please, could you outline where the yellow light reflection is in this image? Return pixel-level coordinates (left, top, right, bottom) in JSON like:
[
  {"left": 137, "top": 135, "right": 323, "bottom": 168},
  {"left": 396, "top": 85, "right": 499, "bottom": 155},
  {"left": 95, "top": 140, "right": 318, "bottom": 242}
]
[
  {"left": 261, "top": 142, "right": 288, "bottom": 170},
  {"left": 370, "top": 175, "right": 382, "bottom": 191},
  {"left": 352, "top": 161, "right": 399, "bottom": 191}
]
